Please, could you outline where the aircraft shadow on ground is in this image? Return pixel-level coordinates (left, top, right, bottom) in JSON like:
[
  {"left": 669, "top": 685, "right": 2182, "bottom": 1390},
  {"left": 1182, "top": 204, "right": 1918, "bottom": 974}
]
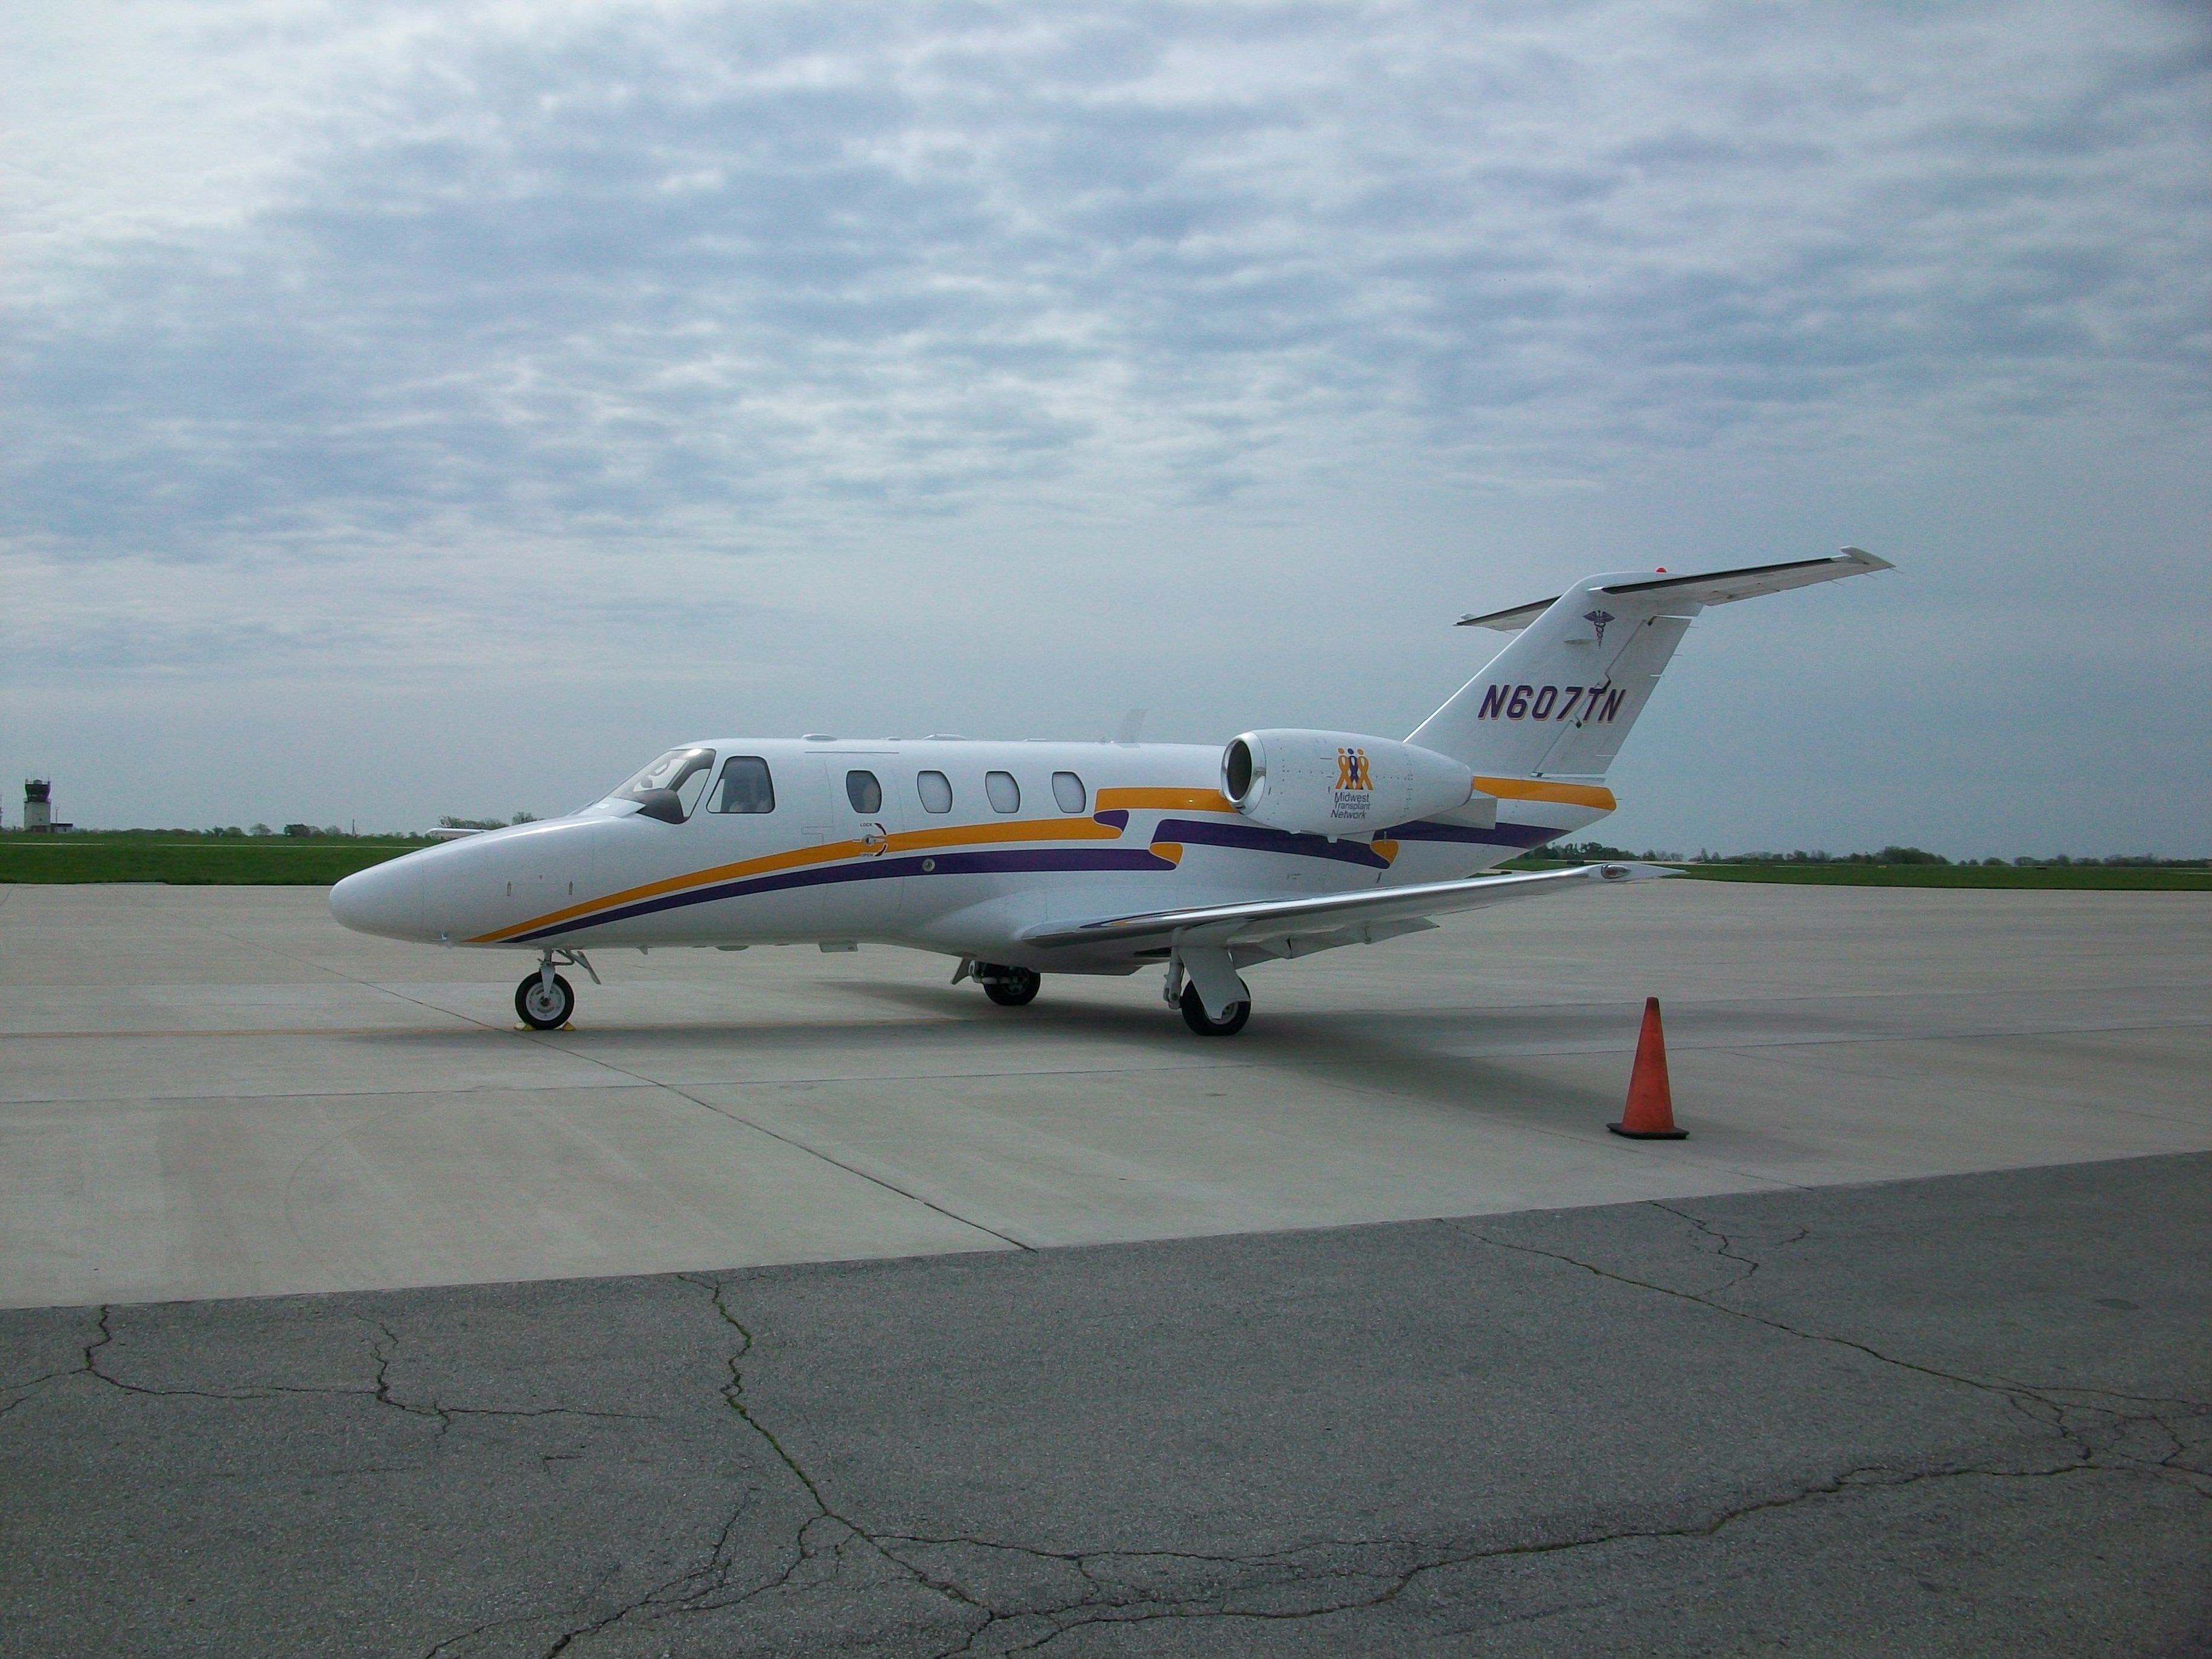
[
  {"left": 337, "top": 978, "right": 1644, "bottom": 1123},
  {"left": 817, "top": 977, "right": 1641, "bottom": 1124}
]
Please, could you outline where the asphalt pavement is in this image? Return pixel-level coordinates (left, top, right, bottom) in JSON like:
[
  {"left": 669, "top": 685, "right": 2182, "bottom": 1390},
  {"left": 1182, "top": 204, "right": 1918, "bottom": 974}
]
[{"left": 4, "top": 1153, "right": 2206, "bottom": 1658}]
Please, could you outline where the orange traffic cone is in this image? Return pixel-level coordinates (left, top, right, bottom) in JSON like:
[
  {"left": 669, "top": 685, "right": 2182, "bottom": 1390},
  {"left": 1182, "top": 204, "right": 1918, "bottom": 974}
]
[{"left": 1609, "top": 997, "right": 1687, "bottom": 1139}]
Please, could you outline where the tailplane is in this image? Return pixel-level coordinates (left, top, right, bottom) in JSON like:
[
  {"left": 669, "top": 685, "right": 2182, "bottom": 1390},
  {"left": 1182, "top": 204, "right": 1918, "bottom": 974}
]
[{"left": 1408, "top": 549, "right": 1890, "bottom": 780}]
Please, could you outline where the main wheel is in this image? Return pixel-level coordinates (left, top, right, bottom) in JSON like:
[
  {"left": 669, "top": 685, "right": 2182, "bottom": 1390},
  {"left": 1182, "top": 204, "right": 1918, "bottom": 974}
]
[
  {"left": 980, "top": 965, "right": 1041, "bottom": 1007},
  {"left": 516, "top": 971, "right": 575, "bottom": 1031},
  {"left": 1179, "top": 981, "right": 1250, "bottom": 1037}
]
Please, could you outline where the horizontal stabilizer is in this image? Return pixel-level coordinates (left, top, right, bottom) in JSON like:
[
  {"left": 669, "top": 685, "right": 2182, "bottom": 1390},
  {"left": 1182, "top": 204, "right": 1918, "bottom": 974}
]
[
  {"left": 1022, "top": 862, "right": 1671, "bottom": 954},
  {"left": 1459, "top": 548, "right": 1891, "bottom": 631}
]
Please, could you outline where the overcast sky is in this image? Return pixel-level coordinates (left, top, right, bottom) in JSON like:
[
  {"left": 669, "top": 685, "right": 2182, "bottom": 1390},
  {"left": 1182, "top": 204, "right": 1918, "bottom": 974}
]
[{"left": 5, "top": 1, "right": 2207, "bottom": 854}]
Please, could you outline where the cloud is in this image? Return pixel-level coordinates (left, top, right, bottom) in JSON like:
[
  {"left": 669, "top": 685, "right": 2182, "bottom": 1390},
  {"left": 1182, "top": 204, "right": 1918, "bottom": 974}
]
[{"left": 2, "top": 0, "right": 2208, "bottom": 845}]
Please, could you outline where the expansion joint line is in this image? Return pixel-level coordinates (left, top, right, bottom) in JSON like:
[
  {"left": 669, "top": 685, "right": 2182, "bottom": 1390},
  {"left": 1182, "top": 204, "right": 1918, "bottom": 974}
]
[
  {"left": 156, "top": 895, "right": 503, "bottom": 1032},
  {"left": 532, "top": 1041, "right": 1035, "bottom": 1253}
]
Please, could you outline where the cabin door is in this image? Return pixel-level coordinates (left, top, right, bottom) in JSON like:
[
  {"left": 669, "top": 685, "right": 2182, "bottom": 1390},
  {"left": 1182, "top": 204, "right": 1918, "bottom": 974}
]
[{"left": 808, "top": 750, "right": 910, "bottom": 930}]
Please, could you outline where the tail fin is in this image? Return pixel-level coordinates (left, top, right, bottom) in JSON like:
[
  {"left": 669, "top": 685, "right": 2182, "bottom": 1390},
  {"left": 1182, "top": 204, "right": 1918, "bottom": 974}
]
[{"left": 1408, "top": 549, "right": 1890, "bottom": 780}]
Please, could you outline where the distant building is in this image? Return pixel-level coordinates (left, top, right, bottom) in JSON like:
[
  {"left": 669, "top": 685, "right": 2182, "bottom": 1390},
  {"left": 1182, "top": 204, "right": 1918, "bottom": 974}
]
[{"left": 22, "top": 779, "right": 71, "bottom": 833}]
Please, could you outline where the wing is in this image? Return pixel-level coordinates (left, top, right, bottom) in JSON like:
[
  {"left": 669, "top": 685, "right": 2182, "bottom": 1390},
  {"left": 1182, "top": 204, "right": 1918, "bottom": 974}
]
[{"left": 1021, "top": 862, "right": 1671, "bottom": 962}]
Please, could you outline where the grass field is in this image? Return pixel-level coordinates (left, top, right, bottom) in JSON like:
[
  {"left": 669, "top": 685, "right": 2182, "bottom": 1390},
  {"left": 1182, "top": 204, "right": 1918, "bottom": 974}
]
[
  {"left": 0, "top": 834, "right": 422, "bottom": 886},
  {"left": 1669, "top": 861, "right": 2208, "bottom": 891},
  {"left": 1509, "top": 858, "right": 2212, "bottom": 891},
  {"left": 4, "top": 834, "right": 2207, "bottom": 891}
]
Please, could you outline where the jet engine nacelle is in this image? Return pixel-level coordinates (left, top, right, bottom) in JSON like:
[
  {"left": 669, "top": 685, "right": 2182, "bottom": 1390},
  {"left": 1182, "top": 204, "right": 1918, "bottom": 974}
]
[{"left": 1221, "top": 729, "right": 1474, "bottom": 837}]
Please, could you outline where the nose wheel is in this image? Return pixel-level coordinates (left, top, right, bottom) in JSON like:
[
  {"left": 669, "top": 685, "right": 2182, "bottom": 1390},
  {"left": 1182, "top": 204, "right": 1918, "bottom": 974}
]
[{"left": 516, "top": 970, "right": 575, "bottom": 1031}]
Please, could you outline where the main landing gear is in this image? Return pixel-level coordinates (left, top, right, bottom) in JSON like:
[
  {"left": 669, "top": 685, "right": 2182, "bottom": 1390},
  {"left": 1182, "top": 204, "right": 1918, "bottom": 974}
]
[
  {"left": 1165, "top": 951, "right": 1251, "bottom": 1037},
  {"left": 1178, "top": 982, "right": 1250, "bottom": 1037},
  {"left": 516, "top": 949, "right": 597, "bottom": 1031},
  {"left": 960, "top": 961, "right": 1042, "bottom": 1007},
  {"left": 953, "top": 953, "right": 1254, "bottom": 1035}
]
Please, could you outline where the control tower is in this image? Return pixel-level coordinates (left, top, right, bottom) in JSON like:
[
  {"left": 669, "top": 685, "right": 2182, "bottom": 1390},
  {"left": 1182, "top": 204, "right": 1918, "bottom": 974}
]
[{"left": 23, "top": 779, "right": 52, "bottom": 833}]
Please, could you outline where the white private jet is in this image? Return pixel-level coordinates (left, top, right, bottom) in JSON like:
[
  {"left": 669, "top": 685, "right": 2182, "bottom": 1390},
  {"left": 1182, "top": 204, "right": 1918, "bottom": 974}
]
[{"left": 331, "top": 550, "right": 1890, "bottom": 1034}]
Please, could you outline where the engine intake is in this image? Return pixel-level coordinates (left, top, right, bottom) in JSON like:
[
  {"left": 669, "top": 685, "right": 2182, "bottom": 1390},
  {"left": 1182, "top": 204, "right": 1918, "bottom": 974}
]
[{"left": 1221, "top": 730, "right": 1477, "bottom": 838}]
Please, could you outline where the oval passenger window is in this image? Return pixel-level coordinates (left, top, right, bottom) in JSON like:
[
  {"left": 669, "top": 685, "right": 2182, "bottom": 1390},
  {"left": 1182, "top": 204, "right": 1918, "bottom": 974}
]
[
  {"left": 917, "top": 770, "right": 953, "bottom": 814},
  {"left": 846, "top": 770, "right": 882, "bottom": 813},
  {"left": 1051, "top": 771, "right": 1086, "bottom": 813},
  {"left": 985, "top": 771, "right": 1020, "bottom": 814}
]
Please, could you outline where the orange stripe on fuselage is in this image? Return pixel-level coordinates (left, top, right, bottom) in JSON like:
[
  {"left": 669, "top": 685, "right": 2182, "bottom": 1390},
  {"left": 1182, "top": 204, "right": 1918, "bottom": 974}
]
[
  {"left": 1096, "top": 786, "right": 1236, "bottom": 813},
  {"left": 1472, "top": 776, "right": 1616, "bottom": 811},
  {"left": 1098, "top": 779, "right": 1608, "bottom": 814},
  {"left": 470, "top": 811, "right": 1131, "bottom": 944}
]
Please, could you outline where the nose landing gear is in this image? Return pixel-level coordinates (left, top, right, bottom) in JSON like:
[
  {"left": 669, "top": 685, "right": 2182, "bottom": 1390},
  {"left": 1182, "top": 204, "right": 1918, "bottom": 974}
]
[
  {"left": 517, "top": 971, "right": 574, "bottom": 1030},
  {"left": 516, "top": 949, "right": 597, "bottom": 1031}
]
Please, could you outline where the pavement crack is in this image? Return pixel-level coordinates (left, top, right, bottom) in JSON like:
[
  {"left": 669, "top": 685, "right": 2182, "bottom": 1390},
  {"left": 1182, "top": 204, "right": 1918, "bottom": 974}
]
[
  {"left": 959, "top": 1460, "right": 2108, "bottom": 1655},
  {"left": 427, "top": 1217, "right": 2212, "bottom": 1658},
  {"left": 76, "top": 1306, "right": 378, "bottom": 1406},
  {"left": 55, "top": 1309, "right": 651, "bottom": 1443},
  {"left": 1452, "top": 1210, "right": 2208, "bottom": 1484},
  {"left": 1648, "top": 1200, "right": 1779, "bottom": 1291},
  {"left": 0, "top": 1310, "right": 100, "bottom": 1418},
  {"left": 686, "top": 1274, "right": 834, "bottom": 1516},
  {"left": 365, "top": 1319, "right": 654, "bottom": 1439},
  {"left": 493, "top": 1276, "right": 997, "bottom": 1659}
]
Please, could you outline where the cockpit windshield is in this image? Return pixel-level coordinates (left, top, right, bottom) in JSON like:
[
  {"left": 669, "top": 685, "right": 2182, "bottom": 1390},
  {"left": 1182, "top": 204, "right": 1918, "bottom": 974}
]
[{"left": 610, "top": 747, "right": 716, "bottom": 823}]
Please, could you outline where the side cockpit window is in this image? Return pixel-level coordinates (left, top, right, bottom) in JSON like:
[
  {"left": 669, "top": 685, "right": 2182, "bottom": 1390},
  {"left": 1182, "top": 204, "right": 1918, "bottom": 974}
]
[
  {"left": 917, "top": 770, "right": 953, "bottom": 814},
  {"left": 614, "top": 747, "right": 715, "bottom": 823},
  {"left": 711, "top": 756, "right": 776, "bottom": 814},
  {"left": 1051, "top": 771, "right": 1086, "bottom": 813},
  {"left": 846, "top": 770, "right": 883, "bottom": 813}
]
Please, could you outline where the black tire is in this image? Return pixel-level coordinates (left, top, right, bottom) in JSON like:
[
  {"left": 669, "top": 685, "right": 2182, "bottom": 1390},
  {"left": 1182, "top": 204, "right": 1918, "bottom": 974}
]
[
  {"left": 980, "top": 965, "right": 1041, "bottom": 1007},
  {"left": 516, "top": 971, "right": 575, "bottom": 1031},
  {"left": 1179, "top": 981, "right": 1250, "bottom": 1037}
]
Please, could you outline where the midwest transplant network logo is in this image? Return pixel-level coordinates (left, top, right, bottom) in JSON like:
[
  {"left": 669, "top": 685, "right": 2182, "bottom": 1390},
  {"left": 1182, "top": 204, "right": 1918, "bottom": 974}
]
[
  {"left": 1332, "top": 747, "right": 1374, "bottom": 820},
  {"left": 1583, "top": 609, "right": 1615, "bottom": 645}
]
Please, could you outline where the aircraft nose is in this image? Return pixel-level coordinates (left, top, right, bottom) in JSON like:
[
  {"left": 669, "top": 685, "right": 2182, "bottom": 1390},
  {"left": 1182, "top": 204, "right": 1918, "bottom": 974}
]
[{"left": 330, "top": 855, "right": 428, "bottom": 940}]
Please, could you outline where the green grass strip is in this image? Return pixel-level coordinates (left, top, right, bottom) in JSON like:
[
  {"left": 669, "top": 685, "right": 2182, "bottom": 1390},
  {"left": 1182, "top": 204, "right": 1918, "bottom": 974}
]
[
  {"left": 0, "top": 839, "right": 420, "bottom": 886},
  {"left": 1508, "top": 858, "right": 2210, "bottom": 891},
  {"left": 1664, "top": 862, "right": 2211, "bottom": 890}
]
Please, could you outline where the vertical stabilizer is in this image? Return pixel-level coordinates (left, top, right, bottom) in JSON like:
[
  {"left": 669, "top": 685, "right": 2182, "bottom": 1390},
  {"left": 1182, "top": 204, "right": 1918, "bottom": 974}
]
[{"left": 1408, "top": 583, "right": 1698, "bottom": 779}]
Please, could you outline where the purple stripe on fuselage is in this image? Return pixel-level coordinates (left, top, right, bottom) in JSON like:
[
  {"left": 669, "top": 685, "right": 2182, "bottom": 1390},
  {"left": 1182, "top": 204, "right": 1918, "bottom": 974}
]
[
  {"left": 511, "top": 845, "right": 1178, "bottom": 944},
  {"left": 1384, "top": 820, "right": 1558, "bottom": 850},
  {"left": 1155, "top": 817, "right": 1393, "bottom": 870}
]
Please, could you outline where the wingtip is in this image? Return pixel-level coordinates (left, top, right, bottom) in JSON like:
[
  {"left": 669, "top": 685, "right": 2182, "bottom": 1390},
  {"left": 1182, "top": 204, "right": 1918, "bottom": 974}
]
[{"left": 1839, "top": 545, "right": 1896, "bottom": 572}]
